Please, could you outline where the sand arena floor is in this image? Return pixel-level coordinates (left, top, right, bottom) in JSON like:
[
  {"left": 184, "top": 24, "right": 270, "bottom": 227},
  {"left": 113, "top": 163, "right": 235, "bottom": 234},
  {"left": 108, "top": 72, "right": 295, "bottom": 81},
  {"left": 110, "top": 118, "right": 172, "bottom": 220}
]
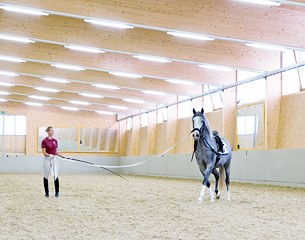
[{"left": 1, "top": 173, "right": 305, "bottom": 240}]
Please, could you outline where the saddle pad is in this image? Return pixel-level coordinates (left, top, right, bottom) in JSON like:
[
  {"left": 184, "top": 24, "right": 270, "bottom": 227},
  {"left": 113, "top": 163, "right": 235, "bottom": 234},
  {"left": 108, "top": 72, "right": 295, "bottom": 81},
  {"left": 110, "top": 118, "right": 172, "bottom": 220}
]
[{"left": 219, "top": 141, "right": 230, "bottom": 155}]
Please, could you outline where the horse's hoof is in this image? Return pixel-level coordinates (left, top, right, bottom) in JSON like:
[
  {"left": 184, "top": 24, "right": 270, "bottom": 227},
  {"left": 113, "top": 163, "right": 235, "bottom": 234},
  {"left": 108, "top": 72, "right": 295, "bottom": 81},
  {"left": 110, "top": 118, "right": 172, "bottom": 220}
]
[
  {"left": 216, "top": 194, "right": 221, "bottom": 199},
  {"left": 210, "top": 199, "right": 215, "bottom": 202},
  {"left": 198, "top": 197, "right": 203, "bottom": 202},
  {"left": 227, "top": 197, "right": 231, "bottom": 201}
]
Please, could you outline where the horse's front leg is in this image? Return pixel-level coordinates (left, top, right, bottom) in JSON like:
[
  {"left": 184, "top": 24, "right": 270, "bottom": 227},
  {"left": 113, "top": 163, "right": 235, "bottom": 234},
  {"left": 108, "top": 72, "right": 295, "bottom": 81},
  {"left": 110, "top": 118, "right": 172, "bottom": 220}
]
[
  {"left": 198, "top": 163, "right": 215, "bottom": 202},
  {"left": 212, "top": 168, "right": 220, "bottom": 199}
]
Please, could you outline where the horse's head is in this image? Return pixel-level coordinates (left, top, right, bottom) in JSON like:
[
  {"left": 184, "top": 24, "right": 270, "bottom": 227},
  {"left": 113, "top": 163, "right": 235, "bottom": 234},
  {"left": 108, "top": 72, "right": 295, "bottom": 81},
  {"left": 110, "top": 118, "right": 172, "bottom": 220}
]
[{"left": 192, "top": 108, "right": 205, "bottom": 141}]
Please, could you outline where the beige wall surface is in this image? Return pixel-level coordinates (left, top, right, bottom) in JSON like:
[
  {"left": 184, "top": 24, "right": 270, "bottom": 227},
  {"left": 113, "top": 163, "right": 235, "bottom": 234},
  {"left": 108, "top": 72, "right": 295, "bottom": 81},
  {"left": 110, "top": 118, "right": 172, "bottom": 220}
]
[
  {"left": 123, "top": 110, "right": 224, "bottom": 156},
  {"left": 122, "top": 89, "right": 305, "bottom": 156},
  {"left": 278, "top": 91, "right": 305, "bottom": 149},
  {"left": 0, "top": 102, "right": 118, "bottom": 155},
  {"left": 2, "top": 90, "right": 305, "bottom": 157}
]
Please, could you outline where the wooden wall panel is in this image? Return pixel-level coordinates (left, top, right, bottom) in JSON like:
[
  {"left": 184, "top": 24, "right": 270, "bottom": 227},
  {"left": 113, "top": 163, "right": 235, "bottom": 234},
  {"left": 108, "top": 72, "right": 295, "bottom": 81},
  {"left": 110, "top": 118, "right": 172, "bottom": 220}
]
[
  {"left": 148, "top": 111, "right": 157, "bottom": 155},
  {"left": 277, "top": 91, "right": 305, "bottom": 149},
  {"left": 175, "top": 117, "right": 192, "bottom": 154},
  {"left": 138, "top": 126, "right": 148, "bottom": 156},
  {"left": 266, "top": 75, "right": 282, "bottom": 149}
]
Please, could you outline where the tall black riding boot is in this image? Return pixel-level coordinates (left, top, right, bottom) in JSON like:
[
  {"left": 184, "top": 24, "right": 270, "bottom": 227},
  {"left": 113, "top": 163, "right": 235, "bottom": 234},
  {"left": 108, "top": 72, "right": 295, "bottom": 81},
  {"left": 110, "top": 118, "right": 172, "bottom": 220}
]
[
  {"left": 43, "top": 177, "right": 49, "bottom": 198},
  {"left": 54, "top": 178, "right": 59, "bottom": 198}
]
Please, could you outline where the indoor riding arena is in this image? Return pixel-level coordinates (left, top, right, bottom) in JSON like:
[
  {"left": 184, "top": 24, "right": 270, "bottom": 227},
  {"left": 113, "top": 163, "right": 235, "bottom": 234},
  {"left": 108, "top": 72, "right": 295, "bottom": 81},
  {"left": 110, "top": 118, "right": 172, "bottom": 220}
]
[{"left": 1, "top": 1, "right": 305, "bottom": 239}]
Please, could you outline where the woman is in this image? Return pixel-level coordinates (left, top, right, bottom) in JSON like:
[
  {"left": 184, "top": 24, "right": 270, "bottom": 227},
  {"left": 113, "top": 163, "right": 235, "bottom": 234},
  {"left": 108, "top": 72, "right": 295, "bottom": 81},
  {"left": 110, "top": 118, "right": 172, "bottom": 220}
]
[{"left": 41, "top": 126, "right": 63, "bottom": 198}]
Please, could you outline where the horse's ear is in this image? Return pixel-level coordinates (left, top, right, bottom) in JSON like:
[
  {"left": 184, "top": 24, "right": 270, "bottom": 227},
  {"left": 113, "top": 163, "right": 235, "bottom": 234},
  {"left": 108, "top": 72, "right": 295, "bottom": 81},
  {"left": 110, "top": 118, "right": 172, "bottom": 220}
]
[
  {"left": 201, "top": 108, "right": 204, "bottom": 114},
  {"left": 193, "top": 108, "right": 196, "bottom": 115}
]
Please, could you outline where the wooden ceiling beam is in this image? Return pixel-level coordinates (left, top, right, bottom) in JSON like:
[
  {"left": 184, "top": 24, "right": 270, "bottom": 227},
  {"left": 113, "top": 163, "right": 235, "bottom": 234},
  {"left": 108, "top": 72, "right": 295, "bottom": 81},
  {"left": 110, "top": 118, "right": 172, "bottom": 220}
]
[
  {"left": 0, "top": 85, "right": 156, "bottom": 110},
  {"left": 0, "top": 0, "right": 304, "bottom": 49},
  {"left": 0, "top": 12, "right": 280, "bottom": 71},
  {"left": 0, "top": 60, "right": 201, "bottom": 96},
  {"left": 0, "top": 41, "right": 239, "bottom": 85}
]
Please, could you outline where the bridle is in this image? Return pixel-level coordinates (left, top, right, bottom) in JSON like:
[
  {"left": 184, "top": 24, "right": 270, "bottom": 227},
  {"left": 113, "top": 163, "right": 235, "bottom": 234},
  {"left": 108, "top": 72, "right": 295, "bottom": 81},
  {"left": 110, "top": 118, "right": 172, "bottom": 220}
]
[
  {"left": 191, "top": 113, "right": 220, "bottom": 161},
  {"left": 191, "top": 113, "right": 205, "bottom": 138}
]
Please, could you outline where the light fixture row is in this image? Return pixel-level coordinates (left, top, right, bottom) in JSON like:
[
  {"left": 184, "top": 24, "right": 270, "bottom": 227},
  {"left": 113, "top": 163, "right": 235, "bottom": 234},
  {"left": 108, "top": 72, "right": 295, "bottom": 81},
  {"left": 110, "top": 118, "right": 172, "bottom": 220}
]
[
  {"left": 234, "top": 0, "right": 281, "bottom": 6},
  {"left": 0, "top": 95, "right": 126, "bottom": 115},
  {"left": 0, "top": 32, "right": 288, "bottom": 72},
  {"left": 0, "top": 1, "right": 289, "bottom": 75},
  {"left": 0, "top": 86, "right": 156, "bottom": 109},
  {"left": 0, "top": 56, "right": 199, "bottom": 86},
  {"left": 0, "top": 82, "right": 157, "bottom": 101}
]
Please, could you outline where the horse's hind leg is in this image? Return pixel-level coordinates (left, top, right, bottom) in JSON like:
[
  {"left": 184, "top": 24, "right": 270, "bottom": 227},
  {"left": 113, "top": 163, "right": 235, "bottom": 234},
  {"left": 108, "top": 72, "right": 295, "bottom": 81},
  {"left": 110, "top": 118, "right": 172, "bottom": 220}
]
[
  {"left": 212, "top": 168, "right": 220, "bottom": 199},
  {"left": 224, "top": 160, "right": 231, "bottom": 201}
]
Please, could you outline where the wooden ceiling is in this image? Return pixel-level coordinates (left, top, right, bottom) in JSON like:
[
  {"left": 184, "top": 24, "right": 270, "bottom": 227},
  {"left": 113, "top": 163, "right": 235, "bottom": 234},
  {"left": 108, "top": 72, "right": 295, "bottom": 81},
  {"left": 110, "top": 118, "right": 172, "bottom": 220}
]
[{"left": 0, "top": 0, "right": 304, "bottom": 116}]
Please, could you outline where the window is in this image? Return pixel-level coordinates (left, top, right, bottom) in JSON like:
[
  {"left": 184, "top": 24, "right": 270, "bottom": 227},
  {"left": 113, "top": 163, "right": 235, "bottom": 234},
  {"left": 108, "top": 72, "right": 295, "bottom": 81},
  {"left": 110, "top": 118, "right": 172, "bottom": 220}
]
[
  {"left": 282, "top": 50, "right": 305, "bottom": 95},
  {"left": 157, "top": 104, "right": 167, "bottom": 123},
  {"left": 237, "top": 115, "right": 257, "bottom": 135},
  {"left": 4, "top": 115, "right": 15, "bottom": 135},
  {"left": 127, "top": 117, "right": 132, "bottom": 130},
  {"left": 237, "top": 70, "right": 265, "bottom": 105},
  {"left": 0, "top": 114, "right": 26, "bottom": 155},
  {"left": 140, "top": 113, "right": 148, "bottom": 127},
  {"left": 295, "top": 51, "right": 305, "bottom": 90},
  {"left": 203, "top": 88, "right": 213, "bottom": 113},
  {"left": 282, "top": 50, "right": 301, "bottom": 95},
  {"left": 0, "top": 115, "right": 26, "bottom": 135},
  {"left": 16, "top": 116, "right": 27, "bottom": 135},
  {"left": 178, "top": 95, "right": 192, "bottom": 119},
  {"left": 203, "top": 85, "right": 223, "bottom": 112}
]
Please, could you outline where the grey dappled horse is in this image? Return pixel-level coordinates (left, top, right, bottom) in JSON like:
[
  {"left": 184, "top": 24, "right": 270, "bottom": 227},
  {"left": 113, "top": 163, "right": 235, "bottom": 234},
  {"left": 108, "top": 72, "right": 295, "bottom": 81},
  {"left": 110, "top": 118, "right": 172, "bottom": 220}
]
[{"left": 192, "top": 108, "right": 232, "bottom": 202}]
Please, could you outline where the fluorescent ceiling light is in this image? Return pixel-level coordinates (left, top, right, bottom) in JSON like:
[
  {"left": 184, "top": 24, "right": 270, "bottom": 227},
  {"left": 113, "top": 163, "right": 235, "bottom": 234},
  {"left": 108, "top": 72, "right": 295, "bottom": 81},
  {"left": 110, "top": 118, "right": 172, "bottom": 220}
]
[
  {"left": 51, "top": 63, "right": 85, "bottom": 71},
  {"left": 61, "top": 106, "right": 79, "bottom": 111},
  {"left": 198, "top": 64, "right": 235, "bottom": 72},
  {"left": 165, "top": 79, "right": 196, "bottom": 85},
  {"left": 0, "top": 34, "right": 35, "bottom": 43},
  {"left": 64, "top": 45, "right": 105, "bottom": 54},
  {"left": 141, "top": 90, "right": 167, "bottom": 96},
  {"left": 122, "top": 98, "right": 146, "bottom": 104},
  {"left": 107, "top": 105, "right": 128, "bottom": 110},
  {"left": 25, "top": 102, "right": 43, "bottom": 107},
  {"left": 0, "top": 55, "right": 26, "bottom": 63},
  {"left": 234, "top": 0, "right": 281, "bottom": 6},
  {"left": 0, "top": 82, "right": 15, "bottom": 87},
  {"left": 28, "top": 95, "right": 50, "bottom": 101},
  {"left": 0, "top": 71, "right": 19, "bottom": 77},
  {"left": 92, "top": 84, "right": 120, "bottom": 90},
  {"left": 167, "top": 31, "right": 214, "bottom": 41},
  {"left": 245, "top": 43, "right": 286, "bottom": 51},
  {"left": 109, "top": 71, "right": 142, "bottom": 79},
  {"left": 35, "top": 87, "right": 59, "bottom": 93},
  {"left": 0, "top": 91, "right": 10, "bottom": 95},
  {"left": 69, "top": 100, "right": 90, "bottom": 106},
  {"left": 0, "top": 98, "right": 7, "bottom": 102},
  {"left": 132, "top": 55, "right": 172, "bottom": 63},
  {"left": 84, "top": 18, "right": 134, "bottom": 29},
  {"left": 41, "top": 77, "right": 70, "bottom": 84},
  {"left": 96, "top": 110, "right": 115, "bottom": 115},
  {"left": 0, "top": 5, "right": 49, "bottom": 15},
  {"left": 79, "top": 93, "right": 103, "bottom": 98}
]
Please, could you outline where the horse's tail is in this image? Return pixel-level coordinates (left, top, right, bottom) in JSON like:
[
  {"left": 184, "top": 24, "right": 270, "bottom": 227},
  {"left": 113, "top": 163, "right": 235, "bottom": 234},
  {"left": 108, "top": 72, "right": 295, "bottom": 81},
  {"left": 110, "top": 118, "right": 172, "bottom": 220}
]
[{"left": 219, "top": 166, "right": 226, "bottom": 193}]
